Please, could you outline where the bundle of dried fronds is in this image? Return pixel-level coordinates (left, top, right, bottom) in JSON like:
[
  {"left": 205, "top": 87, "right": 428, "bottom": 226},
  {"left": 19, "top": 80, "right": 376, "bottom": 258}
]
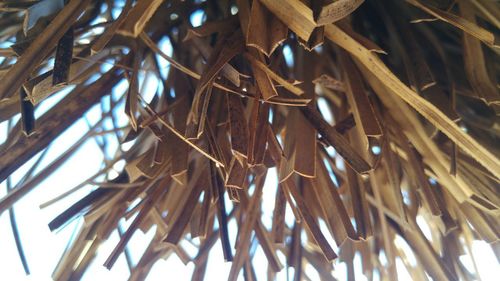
[{"left": 0, "top": 0, "right": 499, "bottom": 280}]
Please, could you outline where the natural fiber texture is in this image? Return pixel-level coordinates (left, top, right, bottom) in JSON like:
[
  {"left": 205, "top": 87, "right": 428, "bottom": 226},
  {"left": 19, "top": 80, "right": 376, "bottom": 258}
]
[{"left": 0, "top": 0, "right": 499, "bottom": 280}]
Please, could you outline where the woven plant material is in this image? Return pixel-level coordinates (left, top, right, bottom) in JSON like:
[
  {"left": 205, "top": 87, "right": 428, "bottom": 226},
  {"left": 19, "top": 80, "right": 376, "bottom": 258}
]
[{"left": 0, "top": 0, "right": 499, "bottom": 280}]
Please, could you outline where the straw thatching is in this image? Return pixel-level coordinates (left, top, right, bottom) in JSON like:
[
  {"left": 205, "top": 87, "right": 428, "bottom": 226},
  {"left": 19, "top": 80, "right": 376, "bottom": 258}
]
[{"left": 0, "top": 0, "right": 499, "bottom": 280}]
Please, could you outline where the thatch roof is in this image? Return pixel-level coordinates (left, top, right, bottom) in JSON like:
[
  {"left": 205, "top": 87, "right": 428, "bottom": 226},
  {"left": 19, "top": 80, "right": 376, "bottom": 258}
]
[{"left": 0, "top": 0, "right": 499, "bottom": 280}]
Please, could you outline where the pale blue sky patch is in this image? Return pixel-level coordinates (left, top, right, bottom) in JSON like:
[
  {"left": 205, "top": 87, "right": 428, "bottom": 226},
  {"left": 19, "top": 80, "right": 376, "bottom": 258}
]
[
  {"left": 190, "top": 10, "right": 205, "bottom": 28},
  {"left": 282, "top": 45, "right": 294, "bottom": 68}
]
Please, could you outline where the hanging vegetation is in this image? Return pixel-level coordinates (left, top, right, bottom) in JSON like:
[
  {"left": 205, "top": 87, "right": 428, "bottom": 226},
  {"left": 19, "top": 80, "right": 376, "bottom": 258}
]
[{"left": 0, "top": 0, "right": 499, "bottom": 280}]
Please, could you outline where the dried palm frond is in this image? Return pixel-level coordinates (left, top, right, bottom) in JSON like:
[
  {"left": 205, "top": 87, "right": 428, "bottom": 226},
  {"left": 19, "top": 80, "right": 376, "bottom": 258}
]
[{"left": 0, "top": 0, "right": 499, "bottom": 280}]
